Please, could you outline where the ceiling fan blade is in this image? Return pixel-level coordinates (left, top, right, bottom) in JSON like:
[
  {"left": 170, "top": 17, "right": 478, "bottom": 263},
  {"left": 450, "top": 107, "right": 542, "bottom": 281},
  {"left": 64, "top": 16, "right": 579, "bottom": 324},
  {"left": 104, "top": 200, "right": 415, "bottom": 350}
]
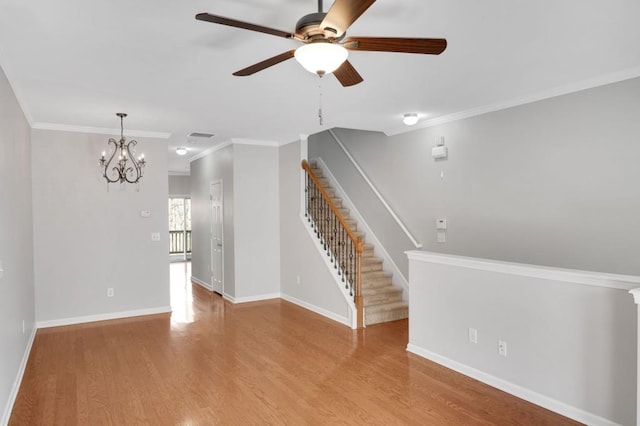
[
  {"left": 343, "top": 37, "right": 447, "bottom": 55},
  {"left": 233, "top": 50, "right": 296, "bottom": 76},
  {"left": 320, "top": 0, "right": 377, "bottom": 37},
  {"left": 196, "top": 13, "right": 294, "bottom": 39},
  {"left": 333, "top": 60, "right": 363, "bottom": 87}
]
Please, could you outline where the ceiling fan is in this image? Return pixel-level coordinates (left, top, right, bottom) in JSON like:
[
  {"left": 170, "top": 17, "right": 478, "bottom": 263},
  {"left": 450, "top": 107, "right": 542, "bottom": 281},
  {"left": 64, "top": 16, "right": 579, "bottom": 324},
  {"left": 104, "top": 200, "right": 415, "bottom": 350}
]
[{"left": 196, "top": 0, "right": 447, "bottom": 87}]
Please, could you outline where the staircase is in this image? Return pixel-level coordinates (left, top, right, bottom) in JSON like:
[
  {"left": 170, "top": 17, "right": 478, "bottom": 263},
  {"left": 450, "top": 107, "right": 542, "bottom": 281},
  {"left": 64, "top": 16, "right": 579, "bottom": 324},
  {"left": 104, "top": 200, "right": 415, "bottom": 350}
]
[{"left": 308, "top": 162, "right": 408, "bottom": 326}]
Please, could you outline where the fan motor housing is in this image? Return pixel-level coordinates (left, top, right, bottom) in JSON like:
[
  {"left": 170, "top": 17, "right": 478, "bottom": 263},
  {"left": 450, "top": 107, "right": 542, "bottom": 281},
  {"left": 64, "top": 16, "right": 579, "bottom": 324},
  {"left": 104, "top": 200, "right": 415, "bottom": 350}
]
[{"left": 295, "top": 12, "right": 343, "bottom": 41}]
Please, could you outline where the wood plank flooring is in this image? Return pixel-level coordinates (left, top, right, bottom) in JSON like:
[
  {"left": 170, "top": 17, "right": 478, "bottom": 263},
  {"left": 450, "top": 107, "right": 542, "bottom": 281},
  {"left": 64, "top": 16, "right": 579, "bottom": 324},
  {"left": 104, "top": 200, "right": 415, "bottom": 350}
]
[{"left": 10, "top": 262, "right": 580, "bottom": 425}]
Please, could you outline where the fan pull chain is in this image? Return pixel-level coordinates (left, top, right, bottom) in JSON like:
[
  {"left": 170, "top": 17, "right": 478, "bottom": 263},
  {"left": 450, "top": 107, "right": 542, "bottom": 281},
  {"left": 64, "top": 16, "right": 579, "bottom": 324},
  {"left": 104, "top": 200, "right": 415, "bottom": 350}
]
[{"left": 318, "top": 77, "right": 324, "bottom": 126}]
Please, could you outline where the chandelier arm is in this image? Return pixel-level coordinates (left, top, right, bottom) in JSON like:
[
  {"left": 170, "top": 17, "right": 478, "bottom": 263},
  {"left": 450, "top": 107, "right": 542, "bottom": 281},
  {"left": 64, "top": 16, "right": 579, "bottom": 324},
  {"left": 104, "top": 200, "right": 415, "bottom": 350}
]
[
  {"left": 123, "top": 139, "right": 143, "bottom": 184},
  {"left": 102, "top": 138, "right": 123, "bottom": 183}
]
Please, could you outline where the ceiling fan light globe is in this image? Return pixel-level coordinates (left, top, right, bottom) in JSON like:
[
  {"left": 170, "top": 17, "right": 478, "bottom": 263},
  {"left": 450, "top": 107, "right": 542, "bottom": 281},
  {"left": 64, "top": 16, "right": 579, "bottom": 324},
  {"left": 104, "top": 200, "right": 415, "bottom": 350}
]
[
  {"left": 176, "top": 147, "right": 188, "bottom": 156},
  {"left": 294, "top": 42, "right": 348, "bottom": 76}
]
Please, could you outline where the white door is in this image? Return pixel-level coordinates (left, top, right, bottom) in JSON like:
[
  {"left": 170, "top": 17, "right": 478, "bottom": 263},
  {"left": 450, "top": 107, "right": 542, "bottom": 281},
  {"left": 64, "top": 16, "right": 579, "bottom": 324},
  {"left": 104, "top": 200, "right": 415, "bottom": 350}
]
[{"left": 210, "top": 182, "right": 223, "bottom": 294}]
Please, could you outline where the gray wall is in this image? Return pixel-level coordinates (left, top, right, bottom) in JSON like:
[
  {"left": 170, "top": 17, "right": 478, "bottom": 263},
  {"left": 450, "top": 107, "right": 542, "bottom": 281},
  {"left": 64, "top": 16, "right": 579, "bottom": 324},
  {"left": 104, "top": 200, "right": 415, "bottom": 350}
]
[
  {"left": 279, "top": 141, "right": 350, "bottom": 321},
  {"left": 31, "top": 129, "right": 170, "bottom": 322},
  {"left": 408, "top": 255, "right": 636, "bottom": 425},
  {"left": 311, "top": 77, "right": 640, "bottom": 276},
  {"left": 0, "top": 65, "right": 35, "bottom": 423},
  {"left": 190, "top": 145, "right": 235, "bottom": 296},
  {"left": 168, "top": 175, "right": 190, "bottom": 197},
  {"left": 232, "top": 144, "right": 280, "bottom": 299}
]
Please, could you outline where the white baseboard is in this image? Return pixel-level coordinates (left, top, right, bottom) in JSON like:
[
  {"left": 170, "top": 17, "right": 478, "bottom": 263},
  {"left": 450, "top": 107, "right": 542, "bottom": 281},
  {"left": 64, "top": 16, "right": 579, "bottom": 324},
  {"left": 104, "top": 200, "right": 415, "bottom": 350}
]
[
  {"left": 36, "top": 306, "right": 172, "bottom": 329},
  {"left": 2, "top": 327, "right": 36, "bottom": 426},
  {"left": 406, "top": 343, "right": 619, "bottom": 426},
  {"left": 191, "top": 275, "right": 213, "bottom": 291},
  {"left": 224, "top": 293, "right": 281, "bottom": 304},
  {"left": 281, "top": 293, "right": 351, "bottom": 328}
]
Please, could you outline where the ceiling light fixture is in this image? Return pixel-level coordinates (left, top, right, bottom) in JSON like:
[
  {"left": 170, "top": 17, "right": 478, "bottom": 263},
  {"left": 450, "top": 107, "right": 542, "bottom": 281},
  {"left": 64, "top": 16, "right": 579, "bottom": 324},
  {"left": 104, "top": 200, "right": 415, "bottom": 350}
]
[
  {"left": 294, "top": 41, "right": 348, "bottom": 77},
  {"left": 176, "top": 147, "right": 188, "bottom": 156},
  {"left": 403, "top": 113, "right": 419, "bottom": 126},
  {"left": 99, "top": 113, "right": 146, "bottom": 189}
]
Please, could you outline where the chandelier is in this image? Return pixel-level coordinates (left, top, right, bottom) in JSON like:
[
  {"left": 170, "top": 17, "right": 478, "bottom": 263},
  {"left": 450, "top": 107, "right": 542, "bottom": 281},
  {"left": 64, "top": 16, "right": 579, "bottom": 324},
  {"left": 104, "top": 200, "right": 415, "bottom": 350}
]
[{"left": 99, "top": 113, "right": 146, "bottom": 188}]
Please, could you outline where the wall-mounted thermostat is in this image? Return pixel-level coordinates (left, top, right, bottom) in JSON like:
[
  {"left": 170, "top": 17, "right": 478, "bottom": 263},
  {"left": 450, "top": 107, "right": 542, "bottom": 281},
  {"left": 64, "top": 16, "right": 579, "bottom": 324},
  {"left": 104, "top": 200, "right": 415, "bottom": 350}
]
[
  {"left": 432, "top": 146, "right": 448, "bottom": 159},
  {"left": 436, "top": 218, "right": 447, "bottom": 230}
]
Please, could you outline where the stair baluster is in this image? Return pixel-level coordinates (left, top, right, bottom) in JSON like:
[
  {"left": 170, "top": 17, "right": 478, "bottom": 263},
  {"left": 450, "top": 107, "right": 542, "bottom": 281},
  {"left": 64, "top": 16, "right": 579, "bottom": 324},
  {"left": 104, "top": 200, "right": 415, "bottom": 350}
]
[{"left": 302, "top": 160, "right": 364, "bottom": 328}]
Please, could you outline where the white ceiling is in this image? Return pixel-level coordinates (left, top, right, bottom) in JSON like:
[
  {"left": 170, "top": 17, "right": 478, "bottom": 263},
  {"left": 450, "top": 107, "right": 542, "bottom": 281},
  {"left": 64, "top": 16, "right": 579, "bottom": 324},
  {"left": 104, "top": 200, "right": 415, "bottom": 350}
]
[{"left": 1, "top": 0, "right": 639, "bottom": 174}]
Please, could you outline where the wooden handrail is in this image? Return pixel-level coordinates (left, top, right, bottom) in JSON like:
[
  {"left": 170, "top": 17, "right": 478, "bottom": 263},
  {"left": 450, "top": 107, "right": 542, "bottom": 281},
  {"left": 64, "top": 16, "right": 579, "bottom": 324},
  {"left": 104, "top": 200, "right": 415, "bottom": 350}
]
[
  {"left": 302, "top": 160, "right": 364, "bottom": 328},
  {"left": 302, "top": 160, "right": 364, "bottom": 252}
]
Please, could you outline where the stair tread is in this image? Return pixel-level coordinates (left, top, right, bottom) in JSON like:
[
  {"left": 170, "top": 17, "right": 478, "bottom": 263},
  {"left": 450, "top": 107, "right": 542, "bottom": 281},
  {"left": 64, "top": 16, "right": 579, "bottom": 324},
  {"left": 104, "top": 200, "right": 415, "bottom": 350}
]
[
  {"left": 362, "top": 286, "right": 401, "bottom": 295},
  {"left": 365, "top": 301, "right": 408, "bottom": 312}
]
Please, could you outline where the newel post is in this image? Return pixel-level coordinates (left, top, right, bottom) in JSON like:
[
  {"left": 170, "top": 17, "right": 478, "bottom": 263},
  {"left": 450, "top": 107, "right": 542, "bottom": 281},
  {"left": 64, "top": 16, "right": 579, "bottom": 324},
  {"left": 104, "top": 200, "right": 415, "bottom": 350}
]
[{"left": 630, "top": 288, "right": 640, "bottom": 426}]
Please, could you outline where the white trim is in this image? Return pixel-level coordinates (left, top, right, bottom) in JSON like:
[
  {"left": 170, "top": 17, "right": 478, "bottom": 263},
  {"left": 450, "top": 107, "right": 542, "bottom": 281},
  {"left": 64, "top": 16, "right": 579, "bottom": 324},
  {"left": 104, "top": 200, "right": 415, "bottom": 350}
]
[
  {"left": 223, "top": 293, "right": 281, "bottom": 304},
  {"left": 189, "top": 140, "right": 233, "bottom": 162},
  {"left": 300, "top": 212, "right": 357, "bottom": 329},
  {"left": 31, "top": 122, "right": 171, "bottom": 139},
  {"left": 327, "top": 129, "right": 422, "bottom": 249},
  {"left": 406, "top": 251, "right": 640, "bottom": 291},
  {"left": 2, "top": 327, "right": 36, "bottom": 426},
  {"left": 386, "top": 67, "right": 640, "bottom": 136},
  {"left": 168, "top": 170, "right": 190, "bottom": 177},
  {"left": 314, "top": 157, "right": 409, "bottom": 297},
  {"left": 406, "top": 344, "right": 620, "bottom": 426},
  {"left": 231, "top": 138, "right": 281, "bottom": 147},
  {"left": 280, "top": 137, "right": 301, "bottom": 147},
  {"left": 191, "top": 275, "right": 213, "bottom": 291},
  {"left": 629, "top": 288, "right": 640, "bottom": 304},
  {"left": 281, "top": 294, "right": 351, "bottom": 327},
  {"left": 231, "top": 137, "right": 300, "bottom": 147},
  {"left": 36, "top": 306, "right": 172, "bottom": 328}
]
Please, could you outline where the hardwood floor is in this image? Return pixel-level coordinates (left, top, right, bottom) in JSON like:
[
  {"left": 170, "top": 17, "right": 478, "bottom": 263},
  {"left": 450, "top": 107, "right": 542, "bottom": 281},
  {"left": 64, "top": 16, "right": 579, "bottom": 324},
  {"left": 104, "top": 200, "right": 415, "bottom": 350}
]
[{"left": 10, "top": 262, "right": 579, "bottom": 425}]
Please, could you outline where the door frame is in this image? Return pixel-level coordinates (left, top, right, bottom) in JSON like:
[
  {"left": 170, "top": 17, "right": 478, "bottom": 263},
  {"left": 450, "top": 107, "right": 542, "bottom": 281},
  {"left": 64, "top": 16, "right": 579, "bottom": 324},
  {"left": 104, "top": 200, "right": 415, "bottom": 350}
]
[{"left": 210, "top": 180, "right": 224, "bottom": 295}]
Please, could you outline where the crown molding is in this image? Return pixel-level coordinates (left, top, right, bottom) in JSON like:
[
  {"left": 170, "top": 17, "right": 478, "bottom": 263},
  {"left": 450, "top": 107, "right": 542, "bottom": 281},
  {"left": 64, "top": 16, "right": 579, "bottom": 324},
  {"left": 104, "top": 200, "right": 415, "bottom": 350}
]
[
  {"left": 385, "top": 67, "right": 640, "bottom": 136},
  {"left": 31, "top": 122, "right": 171, "bottom": 139},
  {"left": 231, "top": 138, "right": 281, "bottom": 147},
  {"left": 189, "top": 140, "right": 233, "bottom": 163}
]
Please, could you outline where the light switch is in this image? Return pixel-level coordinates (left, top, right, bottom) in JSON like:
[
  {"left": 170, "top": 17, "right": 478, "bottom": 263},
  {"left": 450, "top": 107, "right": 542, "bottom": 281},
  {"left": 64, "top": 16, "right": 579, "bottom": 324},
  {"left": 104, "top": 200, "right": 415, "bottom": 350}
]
[
  {"left": 437, "top": 231, "right": 446, "bottom": 243},
  {"left": 151, "top": 232, "right": 161, "bottom": 241}
]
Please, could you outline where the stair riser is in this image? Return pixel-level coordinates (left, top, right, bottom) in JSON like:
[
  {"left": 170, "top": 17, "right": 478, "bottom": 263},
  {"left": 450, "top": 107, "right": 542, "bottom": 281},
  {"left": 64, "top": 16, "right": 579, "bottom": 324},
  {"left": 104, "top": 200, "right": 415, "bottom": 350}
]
[
  {"left": 364, "top": 293, "right": 403, "bottom": 307},
  {"left": 365, "top": 307, "right": 408, "bottom": 325}
]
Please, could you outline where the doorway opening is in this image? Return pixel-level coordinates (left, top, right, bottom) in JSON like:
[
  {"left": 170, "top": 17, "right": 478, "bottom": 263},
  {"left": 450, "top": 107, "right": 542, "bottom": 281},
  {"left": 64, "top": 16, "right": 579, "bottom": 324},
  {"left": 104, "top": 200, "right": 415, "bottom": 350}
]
[{"left": 169, "top": 197, "right": 191, "bottom": 262}]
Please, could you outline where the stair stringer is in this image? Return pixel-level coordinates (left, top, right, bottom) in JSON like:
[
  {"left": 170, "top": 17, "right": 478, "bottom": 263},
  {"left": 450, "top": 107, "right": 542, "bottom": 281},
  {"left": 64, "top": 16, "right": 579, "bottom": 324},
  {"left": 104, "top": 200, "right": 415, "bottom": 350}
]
[
  {"left": 299, "top": 211, "right": 358, "bottom": 329},
  {"left": 313, "top": 157, "right": 409, "bottom": 302}
]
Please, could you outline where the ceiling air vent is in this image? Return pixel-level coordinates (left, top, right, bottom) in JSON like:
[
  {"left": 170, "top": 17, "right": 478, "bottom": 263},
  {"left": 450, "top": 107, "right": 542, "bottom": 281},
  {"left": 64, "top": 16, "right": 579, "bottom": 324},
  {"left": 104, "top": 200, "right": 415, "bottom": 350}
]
[{"left": 189, "top": 132, "right": 215, "bottom": 138}]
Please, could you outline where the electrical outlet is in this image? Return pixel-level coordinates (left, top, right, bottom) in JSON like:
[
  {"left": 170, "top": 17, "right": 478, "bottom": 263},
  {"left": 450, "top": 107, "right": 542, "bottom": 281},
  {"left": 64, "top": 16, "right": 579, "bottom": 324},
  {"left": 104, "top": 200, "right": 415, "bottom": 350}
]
[
  {"left": 498, "top": 340, "right": 508, "bottom": 357},
  {"left": 468, "top": 328, "right": 478, "bottom": 344},
  {"left": 296, "top": 276, "right": 301, "bottom": 285},
  {"left": 107, "top": 288, "right": 114, "bottom": 297}
]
